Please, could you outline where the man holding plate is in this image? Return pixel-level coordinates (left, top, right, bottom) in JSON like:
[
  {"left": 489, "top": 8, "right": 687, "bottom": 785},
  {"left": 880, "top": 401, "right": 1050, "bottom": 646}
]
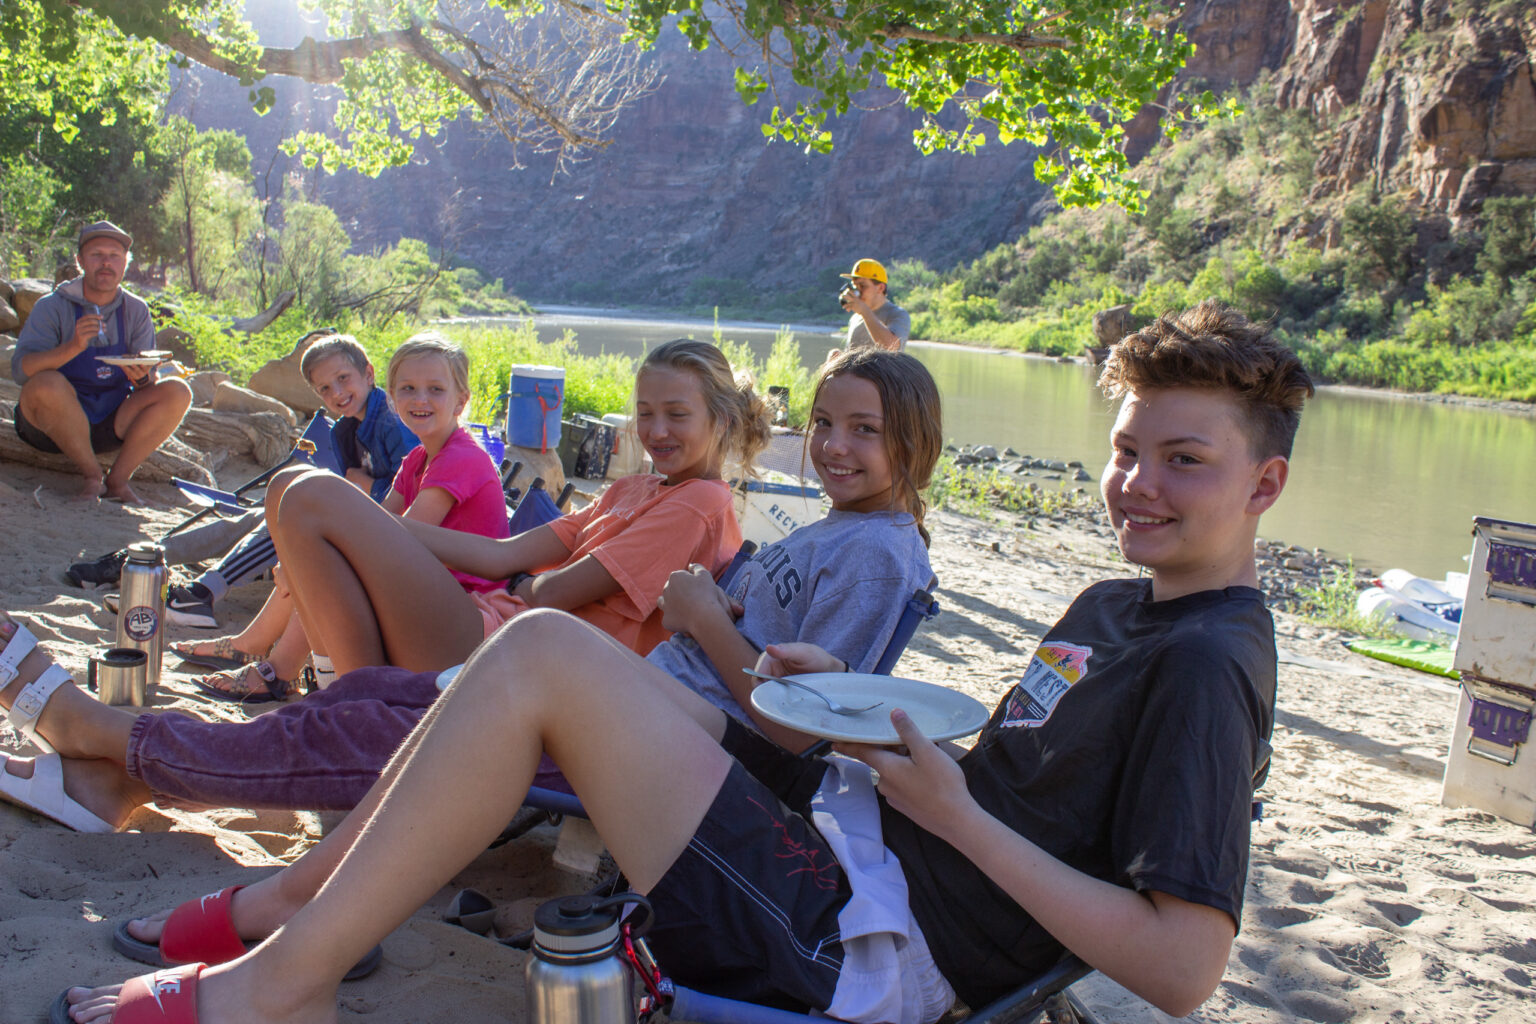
[{"left": 10, "top": 220, "right": 192, "bottom": 503}]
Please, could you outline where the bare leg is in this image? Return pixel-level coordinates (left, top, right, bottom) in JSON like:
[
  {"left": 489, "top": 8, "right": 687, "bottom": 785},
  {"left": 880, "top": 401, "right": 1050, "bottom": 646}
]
[
  {"left": 0, "top": 616, "right": 150, "bottom": 826},
  {"left": 63, "top": 610, "right": 733, "bottom": 1023},
  {"left": 129, "top": 617, "right": 722, "bottom": 949},
  {"left": 184, "top": 588, "right": 292, "bottom": 664},
  {"left": 16, "top": 371, "right": 105, "bottom": 500},
  {"left": 103, "top": 377, "right": 194, "bottom": 502},
  {"left": 271, "top": 473, "right": 481, "bottom": 673},
  {"left": 126, "top": 714, "right": 421, "bottom": 948}
]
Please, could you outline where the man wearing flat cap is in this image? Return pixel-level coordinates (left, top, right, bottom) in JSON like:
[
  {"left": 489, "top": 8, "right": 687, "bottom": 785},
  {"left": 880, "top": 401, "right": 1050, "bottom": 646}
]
[
  {"left": 830, "top": 257, "right": 910, "bottom": 359},
  {"left": 10, "top": 220, "right": 192, "bottom": 502}
]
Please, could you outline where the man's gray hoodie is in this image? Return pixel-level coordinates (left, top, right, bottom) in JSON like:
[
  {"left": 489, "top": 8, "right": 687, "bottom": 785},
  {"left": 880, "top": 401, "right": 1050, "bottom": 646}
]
[{"left": 10, "top": 277, "right": 156, "bottom": 385}]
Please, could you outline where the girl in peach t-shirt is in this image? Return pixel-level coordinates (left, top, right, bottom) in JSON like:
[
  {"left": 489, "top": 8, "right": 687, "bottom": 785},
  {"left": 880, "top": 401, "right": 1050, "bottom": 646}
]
[{"left": 271, "top": 339, "right": 772, "bottom": 673}]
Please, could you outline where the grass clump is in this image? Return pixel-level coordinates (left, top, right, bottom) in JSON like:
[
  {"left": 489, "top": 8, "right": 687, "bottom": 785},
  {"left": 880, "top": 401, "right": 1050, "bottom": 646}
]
[
  {"left": 928, "top": 458, "right": 1103, "bottom": 522},
  {"left": 1289, "top": 560, "right": 1395, "bottom": 636}
]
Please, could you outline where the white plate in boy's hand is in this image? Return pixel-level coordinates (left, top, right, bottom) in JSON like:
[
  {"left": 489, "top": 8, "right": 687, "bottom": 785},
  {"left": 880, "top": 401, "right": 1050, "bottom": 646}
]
[
  {"left": 97, "top": 351, "right": 173, "bottom": 367},
  {"left": 750, "top": 672, "right": 990, "bottom": 744}
]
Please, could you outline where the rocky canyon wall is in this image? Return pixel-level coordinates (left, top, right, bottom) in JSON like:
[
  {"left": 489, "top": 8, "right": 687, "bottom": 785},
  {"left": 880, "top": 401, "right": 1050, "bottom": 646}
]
[{"left": 180, "top": 1, "right": 1535, "bottom": 304}]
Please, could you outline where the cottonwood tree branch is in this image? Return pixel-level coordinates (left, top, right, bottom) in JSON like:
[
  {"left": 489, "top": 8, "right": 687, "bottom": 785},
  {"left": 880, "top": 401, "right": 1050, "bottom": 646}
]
[
  {"left": 775, "top": 2, "right": 1069, "bottom": 53},
  {"left": 79, "top": 0, "right": 656, "bottom": 165}
]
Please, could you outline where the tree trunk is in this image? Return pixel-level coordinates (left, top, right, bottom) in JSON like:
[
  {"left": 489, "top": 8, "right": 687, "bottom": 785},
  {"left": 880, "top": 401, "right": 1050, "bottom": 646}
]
[{"left": 0, "top": 403, "right": 216, "bottom": 486}]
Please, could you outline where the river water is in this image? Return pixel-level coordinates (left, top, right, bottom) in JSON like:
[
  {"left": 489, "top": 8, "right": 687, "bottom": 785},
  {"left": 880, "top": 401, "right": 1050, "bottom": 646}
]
[{"left": 497, "top": 308, "right": 1536, "bottom": 579}]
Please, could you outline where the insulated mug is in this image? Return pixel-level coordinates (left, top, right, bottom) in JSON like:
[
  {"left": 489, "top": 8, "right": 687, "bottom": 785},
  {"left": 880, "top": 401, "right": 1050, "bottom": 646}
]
[{"left": 89, "top": 647, "right": 149, "bottom": 707}]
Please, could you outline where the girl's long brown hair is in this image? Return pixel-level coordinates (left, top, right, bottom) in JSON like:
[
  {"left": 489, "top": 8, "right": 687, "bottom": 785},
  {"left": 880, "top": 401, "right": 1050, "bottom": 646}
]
[{"left": 811, "top": 349, "right": 943, "bottom": 545}]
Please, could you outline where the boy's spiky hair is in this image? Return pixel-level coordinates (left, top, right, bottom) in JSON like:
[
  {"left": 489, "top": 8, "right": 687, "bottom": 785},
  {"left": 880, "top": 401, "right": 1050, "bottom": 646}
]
[
  {"left": 300, "top": 334, "right": 370, "bottom": 383},
  {"left": 1098, "top": 301, "right": 1315, "bottom": 459}
]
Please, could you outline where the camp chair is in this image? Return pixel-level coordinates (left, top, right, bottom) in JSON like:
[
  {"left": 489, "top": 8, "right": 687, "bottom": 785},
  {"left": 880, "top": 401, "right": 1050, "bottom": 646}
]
[
  {"left": 163, "top": 411, "right": 336, "bottom": 540},
  {"left": 513, "top": 583, "right": 939, "bottom": 821},
  {"left": 662, "top": 952, "right": 1095, "bottom": 1023},
  {"left": 507, "top": 476, "right": 572, "bottom": 537},
  {"left": 661, "top": 735, "right": 1278, "bottom": 1023}
]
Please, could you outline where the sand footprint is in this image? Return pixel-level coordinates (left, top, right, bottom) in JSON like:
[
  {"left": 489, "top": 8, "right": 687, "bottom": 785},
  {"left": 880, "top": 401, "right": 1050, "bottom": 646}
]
[{"left": 1319, "top": 929, "right": 1420, "bottom": 981}]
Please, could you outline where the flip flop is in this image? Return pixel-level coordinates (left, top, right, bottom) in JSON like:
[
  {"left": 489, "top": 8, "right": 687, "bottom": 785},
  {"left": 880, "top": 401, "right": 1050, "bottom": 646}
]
[
  {"left": 112, "top": 885, "right": 382, "bottom": 981},
  {"left": 193, "top": 662, "right": 294, "bottom": 704},
  {"left": 50, "top": 963, "right": 204, "bottom": 1024},
  {"left": 171, "top": 638, "right": 258, "bottom": 673},
  {"left": 0, "top": 752, "right": 115, "bottom": 833}
]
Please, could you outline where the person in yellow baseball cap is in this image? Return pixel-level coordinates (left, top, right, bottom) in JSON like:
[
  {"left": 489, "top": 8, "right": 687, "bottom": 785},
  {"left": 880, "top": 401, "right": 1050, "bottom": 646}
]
[{"left": 832, "top": 257, "right": 910, "bottom": 357}]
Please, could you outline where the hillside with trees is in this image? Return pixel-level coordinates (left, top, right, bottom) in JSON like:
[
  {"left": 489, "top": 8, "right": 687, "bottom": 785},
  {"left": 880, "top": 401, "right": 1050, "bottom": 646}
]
[{"left": 899, "top": 0, "right": 1536, "bottom": 400}]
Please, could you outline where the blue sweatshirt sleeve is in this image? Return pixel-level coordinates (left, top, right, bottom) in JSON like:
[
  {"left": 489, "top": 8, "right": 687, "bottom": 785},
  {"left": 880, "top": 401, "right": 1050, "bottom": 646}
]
[{"left": 358, "top": 388, "right": 419, "bottom": 502}]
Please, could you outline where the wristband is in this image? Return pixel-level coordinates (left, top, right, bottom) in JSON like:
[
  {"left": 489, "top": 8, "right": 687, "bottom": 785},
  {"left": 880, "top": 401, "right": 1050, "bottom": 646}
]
[{"left": 507, "top": 571, "right": 537, "bottom": 596}]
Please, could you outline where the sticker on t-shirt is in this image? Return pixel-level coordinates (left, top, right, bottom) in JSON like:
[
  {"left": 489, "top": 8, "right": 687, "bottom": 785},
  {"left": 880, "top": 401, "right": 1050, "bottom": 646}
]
[{"left": 1000, "top": 641, "right": 1091, "bottom": 727}]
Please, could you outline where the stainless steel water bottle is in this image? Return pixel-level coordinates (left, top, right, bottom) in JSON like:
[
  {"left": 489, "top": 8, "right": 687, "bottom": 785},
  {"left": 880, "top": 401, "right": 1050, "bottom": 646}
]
[
  {"left": 525, "top": 893, "right": 648, "bottom": 1024},
  {"left": 115, "top": 542, "right": 167, "bottom": 697}
]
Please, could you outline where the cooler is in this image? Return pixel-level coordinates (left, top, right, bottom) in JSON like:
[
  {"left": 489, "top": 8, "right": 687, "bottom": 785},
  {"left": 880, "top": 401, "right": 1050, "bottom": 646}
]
[
  {"left": 506, "top": 365, "right": 564, "bottom": 451},
  {"left": 734, "top": 480, "right": 824, "bottom": 548},
  {"left": 1441, "top": 517, "right": 1536, "bottom": 828},
  {"left": 601, "top": 413, "right": 648, "bottom": 479}
]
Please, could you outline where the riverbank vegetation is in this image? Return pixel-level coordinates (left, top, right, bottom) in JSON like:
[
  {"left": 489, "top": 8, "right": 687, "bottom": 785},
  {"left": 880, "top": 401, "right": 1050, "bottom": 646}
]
[
  {"left": 1, "top": 93, "right": 528, "bottom": 333},
  {"left": 899, "top": 77, "right": 1536, "bottom": 403}
]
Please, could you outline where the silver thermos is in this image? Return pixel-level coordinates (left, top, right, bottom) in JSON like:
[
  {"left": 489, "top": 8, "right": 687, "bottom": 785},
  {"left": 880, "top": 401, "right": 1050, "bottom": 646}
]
[
  {"left": 526, "top": 893, "right": 650, "bottom": 1024},
  {"left": 115, "top": 542, "right": 167, "bottom": 696}
]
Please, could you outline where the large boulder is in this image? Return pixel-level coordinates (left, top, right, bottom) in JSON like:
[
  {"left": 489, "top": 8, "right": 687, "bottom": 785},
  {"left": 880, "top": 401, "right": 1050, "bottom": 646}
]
[
  {"left": 1092, "top": 305, "right": 1136, "bottom": 347},
  {"left": 186, "top": 370, "right": 233, "bottom": 407},
  {"left": 212, "top": 381, "right": 299, "bottom": 426},
  {"left": 9, "top": 279, "right": 53, "bottom": 320},
  {"left": 247, "top": 333, "right": 324, "bottom": 415},
  {"left": 505, "top": 445, "right": 566, "bottom": 499},
  {"left": 0, "top": 298, "right": 18, "bottom": 334},
  {"left": 0, "top": 279, "right": 13, "bottom": 304},
  {"left": 153, "top": 324, "right": 199, "bottom": 367}
]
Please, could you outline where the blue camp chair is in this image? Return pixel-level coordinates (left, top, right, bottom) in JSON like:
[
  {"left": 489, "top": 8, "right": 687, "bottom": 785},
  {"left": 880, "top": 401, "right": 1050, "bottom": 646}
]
[
  {"left": 165, "top": 412, "right": 336, "bottom": 538},
  {"left": 664, "top": 952, "right": 1095, "bottom": 1023},
  {"left": 508, "top": 480, "right": 565, "bottom": 536}
]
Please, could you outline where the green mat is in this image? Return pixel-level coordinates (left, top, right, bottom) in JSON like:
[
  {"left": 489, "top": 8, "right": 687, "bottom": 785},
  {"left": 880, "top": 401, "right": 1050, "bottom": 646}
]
[{"left": 1344, "top": 637, "right": 1459, "bottom": 679}]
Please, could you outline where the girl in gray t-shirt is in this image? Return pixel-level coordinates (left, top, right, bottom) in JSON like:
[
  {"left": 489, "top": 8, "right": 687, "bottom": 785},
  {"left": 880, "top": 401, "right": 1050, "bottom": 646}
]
[{"left": 646, "top": 348, "right": 943, "bottom": 743}]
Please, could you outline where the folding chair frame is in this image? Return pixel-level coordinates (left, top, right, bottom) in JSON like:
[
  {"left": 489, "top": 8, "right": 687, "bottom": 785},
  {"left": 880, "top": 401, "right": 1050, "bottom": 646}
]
[{"left": 162, "top": 411, "right": 334, "bottom": 542}]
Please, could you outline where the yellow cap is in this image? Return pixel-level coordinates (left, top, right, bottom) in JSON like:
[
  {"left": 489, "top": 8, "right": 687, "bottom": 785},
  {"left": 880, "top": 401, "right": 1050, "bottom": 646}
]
[{"left": 839, "top": 258, "right": 888, "bottom": 284}]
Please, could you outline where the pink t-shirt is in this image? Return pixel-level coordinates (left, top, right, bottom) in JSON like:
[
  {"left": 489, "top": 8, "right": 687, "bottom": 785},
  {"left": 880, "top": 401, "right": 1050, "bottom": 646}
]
[
  {"left": 472, "top": 475, "right": 740, "bottom": 654},
  {"left": 391, "top": 427, "right": 509, "bottom": 593}
]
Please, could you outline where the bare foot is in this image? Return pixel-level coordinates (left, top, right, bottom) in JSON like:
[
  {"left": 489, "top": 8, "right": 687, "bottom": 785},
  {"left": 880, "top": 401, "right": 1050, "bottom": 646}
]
[
  {"left": 0, "top": 753, "right": 141, "bottom": 830},
  {"left": 72, "top": 477, "right": 106, "bottom": 502},
  {"left": 102, "top": 478, "right": 145, "bottom": 504}
]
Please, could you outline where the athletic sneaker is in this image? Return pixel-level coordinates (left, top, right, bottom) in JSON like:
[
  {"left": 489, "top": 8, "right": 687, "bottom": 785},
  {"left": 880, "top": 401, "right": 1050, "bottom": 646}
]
[
  {"left": 64, "top": 549, "right": 126, "bottom": 589},
  {"left": 165, "top": 582, "right": 218, "bottom": 629},
  {"left": 102, "top": 582, "right": 218, "bottom": 629}
]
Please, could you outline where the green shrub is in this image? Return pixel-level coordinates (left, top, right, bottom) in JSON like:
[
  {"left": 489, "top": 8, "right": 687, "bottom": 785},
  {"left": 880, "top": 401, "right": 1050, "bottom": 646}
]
[
  {"left": 1290, "top": 561, "right": 1394, "bottom": 636},
  {"left": 1477, "top": 197, "right": 1536, "bottom": 282}
]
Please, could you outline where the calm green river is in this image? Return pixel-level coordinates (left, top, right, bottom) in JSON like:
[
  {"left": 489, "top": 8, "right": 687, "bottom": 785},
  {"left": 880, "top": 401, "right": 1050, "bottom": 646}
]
[{"left": 493, "top": 309, "right": 1536, "bottom": 578}]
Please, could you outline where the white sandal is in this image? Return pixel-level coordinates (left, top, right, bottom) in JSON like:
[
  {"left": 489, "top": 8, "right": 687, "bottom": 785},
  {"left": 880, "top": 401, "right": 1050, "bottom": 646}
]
[
  {"left": 1, "top": 620, "right": 75, "bottom": 755},
  {"left": 0, "top": 751, "right": 115, "bottom": 833}
]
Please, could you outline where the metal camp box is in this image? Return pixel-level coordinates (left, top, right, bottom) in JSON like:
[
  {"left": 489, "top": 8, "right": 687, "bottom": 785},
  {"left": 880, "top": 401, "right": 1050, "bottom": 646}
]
[{"left": 1442, "top": 517, "right": 1536, "bottom": 828}]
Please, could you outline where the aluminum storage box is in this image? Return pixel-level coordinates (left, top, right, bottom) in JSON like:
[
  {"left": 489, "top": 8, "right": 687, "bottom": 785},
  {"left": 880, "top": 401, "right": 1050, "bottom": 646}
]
[{"left": 1442, "top": 517, "right": 1536, "bottom": 828}]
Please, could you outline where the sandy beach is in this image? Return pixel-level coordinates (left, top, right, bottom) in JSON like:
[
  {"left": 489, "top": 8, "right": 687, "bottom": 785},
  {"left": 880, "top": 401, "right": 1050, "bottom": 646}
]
[{"left": 2, "top": 457, "right": 1533, "bottom": 1023}]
